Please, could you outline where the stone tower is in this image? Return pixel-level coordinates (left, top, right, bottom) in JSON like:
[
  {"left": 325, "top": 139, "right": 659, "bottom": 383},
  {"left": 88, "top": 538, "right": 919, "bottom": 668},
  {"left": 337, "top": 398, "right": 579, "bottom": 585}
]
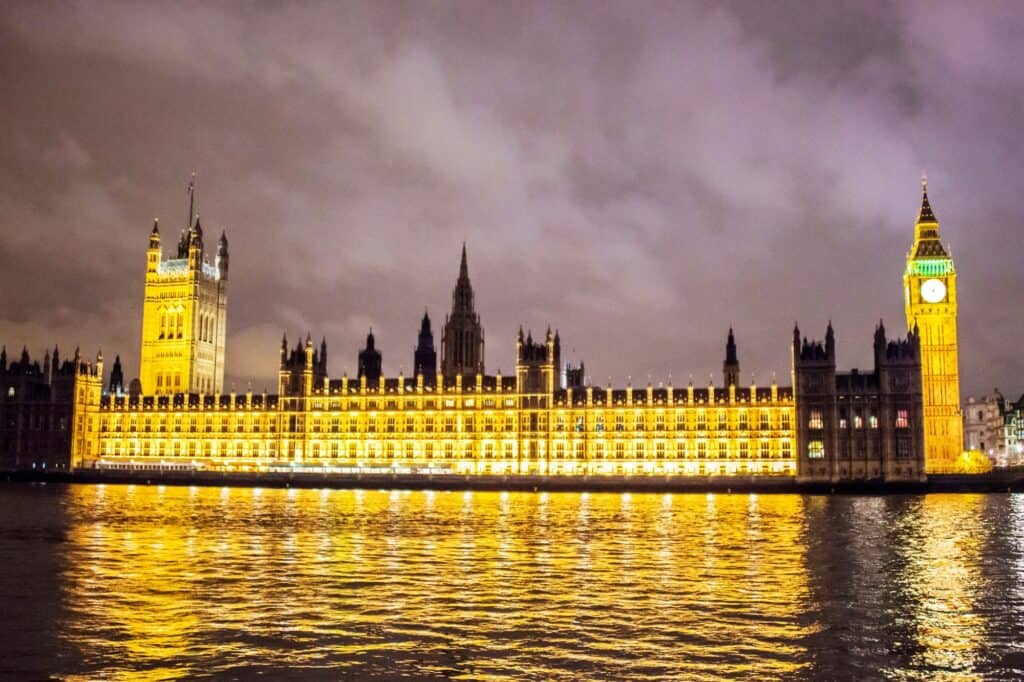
[
  {"left": 903, "top": 176, "right": 962, "bottom": 473},
  {"left": 441, "top": 244, "right": 484, "bottom": 380},
  {"left": 139, "top": 176, "right": 228, "bottom": 395}
]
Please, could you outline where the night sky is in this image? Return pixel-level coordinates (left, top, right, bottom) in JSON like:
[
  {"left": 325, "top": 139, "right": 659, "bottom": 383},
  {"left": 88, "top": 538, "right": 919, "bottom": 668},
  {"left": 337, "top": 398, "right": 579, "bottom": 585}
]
[{"left": 1, "top": 1, "right": 1021, "bottom": 399}]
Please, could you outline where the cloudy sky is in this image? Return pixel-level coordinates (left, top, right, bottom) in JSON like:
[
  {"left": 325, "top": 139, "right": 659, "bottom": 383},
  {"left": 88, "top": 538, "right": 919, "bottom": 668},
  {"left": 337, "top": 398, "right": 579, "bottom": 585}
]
[{"left": 1, "top": 1, "right": 1021, "bottom": 398}]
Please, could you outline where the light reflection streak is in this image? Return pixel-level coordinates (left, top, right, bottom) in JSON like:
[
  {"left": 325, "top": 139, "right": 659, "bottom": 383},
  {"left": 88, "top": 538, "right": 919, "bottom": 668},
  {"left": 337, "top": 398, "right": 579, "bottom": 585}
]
[{"left": 44, "top": 486, "right": 1020, "bottom": 680}]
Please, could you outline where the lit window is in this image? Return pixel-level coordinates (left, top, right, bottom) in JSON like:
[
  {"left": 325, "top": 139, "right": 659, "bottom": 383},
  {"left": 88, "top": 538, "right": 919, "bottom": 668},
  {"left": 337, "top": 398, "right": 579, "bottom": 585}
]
[
  {"left": 896, "top": 409, "right": 909, "bottom": 429},
  {"left": 760, "top": 412, "right": 770, "bottom": 430},
  {"left": 869, "top": 415, "right": 879, "bottom": 429},
  {"left": 781, "top": 413, "right": 791, "bottom": 430},
  {"left": 808, "top": 441, "right": 825, "bottom": 459},
  {"left": 760, "top": 440, "right": 770, "bottom": 458},
  {"left": 854, "top": 413, "right": 863, "bottom": 429},
  {"left": 809, "top": 409, "right": 823, "bottom": 429}
]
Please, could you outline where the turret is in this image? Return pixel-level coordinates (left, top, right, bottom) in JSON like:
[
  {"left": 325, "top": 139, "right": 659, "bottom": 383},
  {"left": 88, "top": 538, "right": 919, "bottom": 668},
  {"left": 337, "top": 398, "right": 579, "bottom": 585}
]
[
  {"left": 358, "top": 329, "right": 382, "bottom": 382},
  {"left": 109, "top": 355, "right": 124, "bottom": 395},
  {"left": 216, "top": 230, "right": 229, "bottom": 280},
  {"left": 723, "top": 327, "right": 740, "bottom": 387},
  {"left": 0, "top": 345, "right": 6, "bottom": 373},
  {"left": 413, "top": 310, "right": 437, "bottom": 382}
]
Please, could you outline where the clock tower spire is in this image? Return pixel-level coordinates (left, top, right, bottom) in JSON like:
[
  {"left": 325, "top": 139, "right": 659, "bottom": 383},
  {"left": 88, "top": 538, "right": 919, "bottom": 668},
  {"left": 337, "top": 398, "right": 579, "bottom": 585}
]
[{"left": 903, "top": 175, "right": 962, "bottom": 473}]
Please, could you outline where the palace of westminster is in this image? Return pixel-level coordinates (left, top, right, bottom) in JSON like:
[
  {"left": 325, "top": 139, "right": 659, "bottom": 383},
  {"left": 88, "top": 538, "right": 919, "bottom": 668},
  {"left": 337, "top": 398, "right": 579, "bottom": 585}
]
[{"left": 1, "top": 180, "right": 973, "bottom": 481}]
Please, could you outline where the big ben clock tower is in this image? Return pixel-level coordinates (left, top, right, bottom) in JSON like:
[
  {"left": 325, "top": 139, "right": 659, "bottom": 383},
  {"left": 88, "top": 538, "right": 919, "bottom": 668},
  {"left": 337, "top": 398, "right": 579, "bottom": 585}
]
[{"left": 904, "top": 175, "right": 963, "bottom": 473}]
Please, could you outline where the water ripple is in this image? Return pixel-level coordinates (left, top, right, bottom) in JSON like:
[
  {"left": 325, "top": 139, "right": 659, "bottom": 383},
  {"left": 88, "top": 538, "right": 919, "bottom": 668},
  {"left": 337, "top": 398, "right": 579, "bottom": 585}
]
[{"left": 0, "top": 485, "right": 1022, "bottom": 679}]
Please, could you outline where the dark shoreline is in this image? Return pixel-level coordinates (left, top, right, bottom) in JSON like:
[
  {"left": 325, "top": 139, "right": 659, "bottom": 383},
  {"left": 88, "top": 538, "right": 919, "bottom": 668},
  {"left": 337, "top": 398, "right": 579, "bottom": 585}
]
[{"left": 4, "top": 469, "right": 1023, "bottom": 494}]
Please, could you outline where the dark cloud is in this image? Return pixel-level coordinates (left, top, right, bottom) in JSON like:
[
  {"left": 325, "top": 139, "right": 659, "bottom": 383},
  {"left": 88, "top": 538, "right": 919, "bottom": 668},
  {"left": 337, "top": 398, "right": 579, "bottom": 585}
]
[{"left": 1, "top": 1, "right": 1021, "bottom": 399}]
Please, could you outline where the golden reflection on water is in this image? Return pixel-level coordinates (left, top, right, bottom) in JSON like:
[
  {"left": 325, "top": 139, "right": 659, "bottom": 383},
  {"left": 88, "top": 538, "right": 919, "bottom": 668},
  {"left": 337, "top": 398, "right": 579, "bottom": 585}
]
[{"left": 43, "top": 485, "right": 1024, "bottom": 680}]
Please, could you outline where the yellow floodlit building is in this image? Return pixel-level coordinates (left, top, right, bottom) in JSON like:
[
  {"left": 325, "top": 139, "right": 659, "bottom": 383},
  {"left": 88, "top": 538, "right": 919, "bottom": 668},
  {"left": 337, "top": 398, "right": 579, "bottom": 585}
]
[
  {"left": 903, "top": 177, "right": 963, "bottom": 473},
  {"left": 62, "top": 180, "right": 949, "bottom": 483}
]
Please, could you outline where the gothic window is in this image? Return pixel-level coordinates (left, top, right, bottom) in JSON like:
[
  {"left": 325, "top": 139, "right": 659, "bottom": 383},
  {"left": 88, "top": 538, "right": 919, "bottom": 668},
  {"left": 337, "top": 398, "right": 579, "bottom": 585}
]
[
  {"left": 675, "top": 411, "right": 685, "bottom": 430},
  {"left": 740, "top": 441, "right": 749, "bottom": 459},
  {"left": 635, "top": 442, "right": 645, "bottom": 459},
  {"left": 760, "top": 411, "right": 770, "bottom": 430},
  {"left": 809, "top": 409, "right": 823, "bottom": 429},
  {"left": 576, "top": 442, "right": 585, "bottom": 459},
  {"left": 697, "top": 411, "right": 707, "bottom": 431},
  {"left": 615, "top": 442, "right": 625, "bottom": 459},
  {"left": 869, "top": 415, "right": 879, "bottom": 429},
  {"left": 595, "top": 415, "right": 605, "bottom": 432},
  {"left": 717, "top": 411, "right": 727, "bottom": 431},
  {"left": 854, "top": 413, "right": 863, "bottom": 429},
  {"left": 656, "top": 413, "right": 666, "bottom": 431},
  {"left": 739, "top": 411, "right": 748, "bottom": 430},
  {"left": 760, "top": 440, "right": 770, "bottom": 459},
  {"left": 896, "top": 409, "right": 909, "bottom": 429},
  {"left": 615, "top": 414, "right": 625, "bottom": 432},
  {"left": 576, "top": 415, "right": 585, "bottom": 432},
  {"left": 808, "top": 441, "right": 825, "bottom": 459},
  {"left": 697, "top": 441, "right": 707, "bottom": 459},
  {"left": 782, "top": 441, "right": 792, "bottom": 459},
  {"left": 556, "top": 414, "right": 566, "bottom": 431},
  {"left": 896, "top": 438, "right": 911, "bottom": 459}
]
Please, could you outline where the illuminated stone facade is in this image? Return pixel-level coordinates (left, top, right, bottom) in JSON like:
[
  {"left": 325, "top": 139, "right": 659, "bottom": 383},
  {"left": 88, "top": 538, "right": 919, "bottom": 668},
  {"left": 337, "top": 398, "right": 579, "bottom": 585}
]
[
  {"left": 904, "top": 178, "right": 963, "bottom": 473},
  {"left": 79, "top": 330, "right": 797, "bottom": 477},
  {"left": 61, "top": 183, "right": 941, "bottom": 482},
  {"left": 139, "top": 181, "right": 228, "bottom": 396}
]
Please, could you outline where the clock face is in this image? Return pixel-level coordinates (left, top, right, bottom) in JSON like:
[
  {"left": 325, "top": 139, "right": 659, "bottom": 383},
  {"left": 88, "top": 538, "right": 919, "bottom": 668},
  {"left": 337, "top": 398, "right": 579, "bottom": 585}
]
[{"left": 920, "top": 278, "right": 947, "bottom": 303}]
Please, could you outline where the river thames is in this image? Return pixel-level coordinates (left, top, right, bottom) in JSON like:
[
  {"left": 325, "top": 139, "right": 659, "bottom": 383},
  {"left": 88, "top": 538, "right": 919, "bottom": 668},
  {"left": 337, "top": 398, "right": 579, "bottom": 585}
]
[{"left": 1, "top": 484, "right": 1022, "bottom": 679}]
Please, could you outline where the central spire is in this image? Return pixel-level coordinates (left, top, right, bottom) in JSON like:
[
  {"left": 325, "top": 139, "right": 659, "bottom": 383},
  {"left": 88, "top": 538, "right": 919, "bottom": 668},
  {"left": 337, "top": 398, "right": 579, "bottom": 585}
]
[{"left": 441, "top": 243, "right": 485, "bottom": 379}]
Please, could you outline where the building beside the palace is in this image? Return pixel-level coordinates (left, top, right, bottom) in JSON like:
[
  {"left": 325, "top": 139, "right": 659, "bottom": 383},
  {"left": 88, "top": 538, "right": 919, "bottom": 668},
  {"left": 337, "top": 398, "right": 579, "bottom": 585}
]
[
  {"left": 1, "top": 180, "right": 951, "bottom": 483},
  {"left": 0, "top": 345, "right": 103, "bottom": 470},
  {"left": 963, "top": 389, "right": 1024, "bottom": 466}
]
